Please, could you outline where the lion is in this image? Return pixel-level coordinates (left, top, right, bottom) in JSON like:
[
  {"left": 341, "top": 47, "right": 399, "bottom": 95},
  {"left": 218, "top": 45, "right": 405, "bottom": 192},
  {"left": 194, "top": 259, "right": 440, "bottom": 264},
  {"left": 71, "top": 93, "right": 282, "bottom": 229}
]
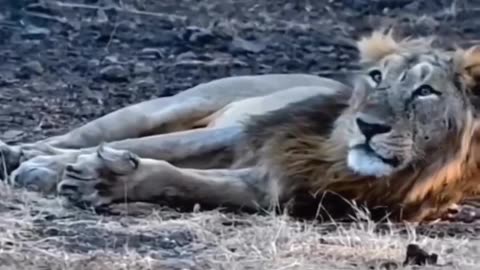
[{"left": 3, "top": 29, "right": 480, "bottom": 223}]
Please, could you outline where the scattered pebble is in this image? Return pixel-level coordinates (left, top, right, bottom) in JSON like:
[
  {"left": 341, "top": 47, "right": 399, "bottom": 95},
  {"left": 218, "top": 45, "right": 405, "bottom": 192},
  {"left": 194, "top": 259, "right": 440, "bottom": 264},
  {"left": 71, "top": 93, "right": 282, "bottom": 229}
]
[
  {"left": 99, "top": 65, "right": 129, "bottom": 82},
  {"left": 229, "top": 37, "right": 265, "bottom": 53},
  {"left": 16, "top": 60, "right": 44, "bottom": 78},
  {"left": 403, "top": 244, "right": 438, "bottom": 266},
  {"left": 87, "top": 59, "right": 101, "bottom": 69},
  {"left": 176, "top": 51, "right": 197, "bottom": 61},
  {"left": 184, "top": 26, "right": 215, "bottom": 44},
  {"left": 133, "top": 62, "right": 153, "bottom": 76},
  {"left": 140, "top": 48, "right": 164, "bottom": 59},
  {"left": 21, "top": 25, "right": 51, "bottom": 40}
]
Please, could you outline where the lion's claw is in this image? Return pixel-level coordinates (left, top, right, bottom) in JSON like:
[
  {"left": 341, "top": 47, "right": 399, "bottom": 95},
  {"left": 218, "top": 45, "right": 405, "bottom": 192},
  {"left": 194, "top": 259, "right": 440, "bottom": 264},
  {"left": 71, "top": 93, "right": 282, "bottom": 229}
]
[{"left": 57, "top": 145, "right": 139, "bottom": 208}]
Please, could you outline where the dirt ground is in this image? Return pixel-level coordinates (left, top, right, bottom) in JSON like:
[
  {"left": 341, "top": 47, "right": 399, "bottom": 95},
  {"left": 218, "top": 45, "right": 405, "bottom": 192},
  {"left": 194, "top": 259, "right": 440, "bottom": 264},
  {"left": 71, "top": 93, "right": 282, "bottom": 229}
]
[{"left": 2, "top": 0, "right": 480, "bottom": 269}]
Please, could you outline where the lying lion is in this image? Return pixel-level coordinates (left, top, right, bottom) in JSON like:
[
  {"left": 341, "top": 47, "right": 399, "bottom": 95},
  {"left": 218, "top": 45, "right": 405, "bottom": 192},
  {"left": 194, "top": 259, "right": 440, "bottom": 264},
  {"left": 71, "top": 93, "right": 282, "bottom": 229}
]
[{"left": 2, "top": 29, "right": 480, "bottom": 223}]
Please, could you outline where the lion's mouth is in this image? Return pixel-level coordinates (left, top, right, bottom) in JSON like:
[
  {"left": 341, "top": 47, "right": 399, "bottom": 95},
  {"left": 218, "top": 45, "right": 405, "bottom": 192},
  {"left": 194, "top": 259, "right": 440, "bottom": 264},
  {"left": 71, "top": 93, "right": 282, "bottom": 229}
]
[{"left": 353, "top": 144, "right": 400, "bottom": 167}]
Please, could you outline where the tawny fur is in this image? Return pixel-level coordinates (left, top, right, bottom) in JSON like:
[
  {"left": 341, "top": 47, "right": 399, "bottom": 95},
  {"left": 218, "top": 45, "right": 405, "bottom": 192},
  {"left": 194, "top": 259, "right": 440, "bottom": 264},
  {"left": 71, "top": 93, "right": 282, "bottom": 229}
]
[{"left": 356, "top": 28, "right": 435, "bottom": 64}]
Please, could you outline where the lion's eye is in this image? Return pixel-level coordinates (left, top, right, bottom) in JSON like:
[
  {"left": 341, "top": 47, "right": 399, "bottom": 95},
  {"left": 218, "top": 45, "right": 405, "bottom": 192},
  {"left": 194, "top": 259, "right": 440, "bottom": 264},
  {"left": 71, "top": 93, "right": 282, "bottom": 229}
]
[
  {"left": 413, "top": 85, "right": 441, "bottom": 98},
  {"left": 418, "top": 86, "right": 433, "bottom": 96},
  {"left": 368, "top": 69, "right": 382, "bottom": 84}
]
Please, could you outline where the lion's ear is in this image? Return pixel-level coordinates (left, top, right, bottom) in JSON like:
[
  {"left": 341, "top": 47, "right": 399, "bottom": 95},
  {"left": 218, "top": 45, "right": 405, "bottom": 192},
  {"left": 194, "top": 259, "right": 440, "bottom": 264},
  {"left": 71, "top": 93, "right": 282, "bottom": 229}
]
[
  {"left": 454, "top": 46, "right": 480, "bottom": 94},
  {"left": 356, "top": 29, "right": 400, "bottom": 63}
]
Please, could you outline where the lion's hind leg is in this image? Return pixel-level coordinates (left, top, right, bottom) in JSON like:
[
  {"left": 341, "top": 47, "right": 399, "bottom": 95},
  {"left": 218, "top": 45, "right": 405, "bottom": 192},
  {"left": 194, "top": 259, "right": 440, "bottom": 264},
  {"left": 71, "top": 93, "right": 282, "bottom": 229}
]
[
  {"left": 0, "top": 95, "right": 222, "bottom": 179},
  {"left": 38, "top": 96, "right": 221, "bottom": 149},
  {"left": 57, "top": 145, "right": 272, "bottom": 211}
]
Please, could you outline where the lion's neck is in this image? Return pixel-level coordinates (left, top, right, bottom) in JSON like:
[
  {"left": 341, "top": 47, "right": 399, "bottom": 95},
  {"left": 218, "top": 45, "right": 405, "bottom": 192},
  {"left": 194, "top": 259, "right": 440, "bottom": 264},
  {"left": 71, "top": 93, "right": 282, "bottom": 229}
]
[{"left": 313, "top": 115, "right": 480, "bottom": 221}]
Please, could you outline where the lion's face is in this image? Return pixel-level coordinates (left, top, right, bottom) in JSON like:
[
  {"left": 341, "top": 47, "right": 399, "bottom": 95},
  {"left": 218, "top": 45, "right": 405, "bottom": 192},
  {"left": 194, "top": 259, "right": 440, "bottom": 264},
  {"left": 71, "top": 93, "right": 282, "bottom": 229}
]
[{"left": 339, "top": 31, "right": 480, "bottom": 178}]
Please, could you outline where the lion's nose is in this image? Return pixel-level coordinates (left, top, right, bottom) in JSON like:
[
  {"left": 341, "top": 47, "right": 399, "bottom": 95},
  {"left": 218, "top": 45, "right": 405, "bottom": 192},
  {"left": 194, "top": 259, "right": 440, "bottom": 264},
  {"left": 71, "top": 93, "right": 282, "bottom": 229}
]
[{"left": 356, "top": 117, "right": 391, "bottom": 140}]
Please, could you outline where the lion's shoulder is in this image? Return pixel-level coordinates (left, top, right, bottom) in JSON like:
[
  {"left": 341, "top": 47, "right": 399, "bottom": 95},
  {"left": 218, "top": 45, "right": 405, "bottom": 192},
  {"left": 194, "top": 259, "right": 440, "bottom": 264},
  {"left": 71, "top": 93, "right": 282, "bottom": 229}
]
[{"left": 243, "top": 89, "right": 351, "bottom": 150}]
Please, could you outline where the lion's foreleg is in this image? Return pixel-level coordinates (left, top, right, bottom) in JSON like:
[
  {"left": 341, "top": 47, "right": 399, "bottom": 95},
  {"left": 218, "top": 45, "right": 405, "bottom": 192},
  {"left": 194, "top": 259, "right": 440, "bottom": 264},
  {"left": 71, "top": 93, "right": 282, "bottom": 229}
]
[
  {"left": 10, "top": 126, "right": 244, "bottom": 193},
  {"left": 58, "top": 146, "right": 273, "bottom": 210}
]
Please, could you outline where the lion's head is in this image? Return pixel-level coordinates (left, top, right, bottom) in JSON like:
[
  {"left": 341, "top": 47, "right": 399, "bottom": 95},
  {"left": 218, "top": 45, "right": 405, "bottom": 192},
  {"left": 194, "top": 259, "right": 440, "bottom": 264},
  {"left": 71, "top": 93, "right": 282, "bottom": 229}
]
[{"left": 336, "top": 30, "right": 480, "bottom": 178}]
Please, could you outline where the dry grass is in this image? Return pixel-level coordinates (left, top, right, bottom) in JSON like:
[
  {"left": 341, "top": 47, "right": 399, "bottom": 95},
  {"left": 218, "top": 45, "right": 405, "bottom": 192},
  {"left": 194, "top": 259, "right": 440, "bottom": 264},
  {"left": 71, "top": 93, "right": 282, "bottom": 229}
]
[{"left": 0, "top": 182, "right": 478, "bottom": 269}]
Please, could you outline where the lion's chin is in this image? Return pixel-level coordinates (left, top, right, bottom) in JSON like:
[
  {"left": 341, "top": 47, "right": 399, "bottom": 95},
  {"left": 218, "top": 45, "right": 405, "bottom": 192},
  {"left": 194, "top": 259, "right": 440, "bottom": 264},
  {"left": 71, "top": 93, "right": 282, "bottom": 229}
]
[{"left": 347, "top": 147, "right": 395, "bottom": 178}]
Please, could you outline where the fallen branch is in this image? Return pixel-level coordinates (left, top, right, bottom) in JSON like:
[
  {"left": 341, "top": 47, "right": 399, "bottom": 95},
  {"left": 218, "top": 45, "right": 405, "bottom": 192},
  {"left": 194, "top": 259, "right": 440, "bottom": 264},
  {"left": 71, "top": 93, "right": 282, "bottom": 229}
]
[{"left": 23, "top": 11, "right": 68, "bottom": 24}]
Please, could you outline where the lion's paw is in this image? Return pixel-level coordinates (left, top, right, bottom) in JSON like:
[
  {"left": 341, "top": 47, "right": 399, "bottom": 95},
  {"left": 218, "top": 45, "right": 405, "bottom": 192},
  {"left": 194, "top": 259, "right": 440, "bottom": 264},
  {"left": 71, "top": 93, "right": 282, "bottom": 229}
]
[
  {"left": 442, "top": 203, "right": 480, "bottom": 223},
  {"left": 9, "top": 154, "right": 74, "bottom": 193},
  {"left": 0, "top": 140, "right": 66, "bottom": 182},
  {"left": 57, "top": 145, "right": 139, "bottom": 208}
]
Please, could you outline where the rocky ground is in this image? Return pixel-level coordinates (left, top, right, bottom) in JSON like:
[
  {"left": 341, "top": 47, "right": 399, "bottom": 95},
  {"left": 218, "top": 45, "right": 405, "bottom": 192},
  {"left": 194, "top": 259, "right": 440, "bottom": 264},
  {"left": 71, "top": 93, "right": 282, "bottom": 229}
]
[{"left": 1, "top": 0, "right": 480, "bottom": 269}]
